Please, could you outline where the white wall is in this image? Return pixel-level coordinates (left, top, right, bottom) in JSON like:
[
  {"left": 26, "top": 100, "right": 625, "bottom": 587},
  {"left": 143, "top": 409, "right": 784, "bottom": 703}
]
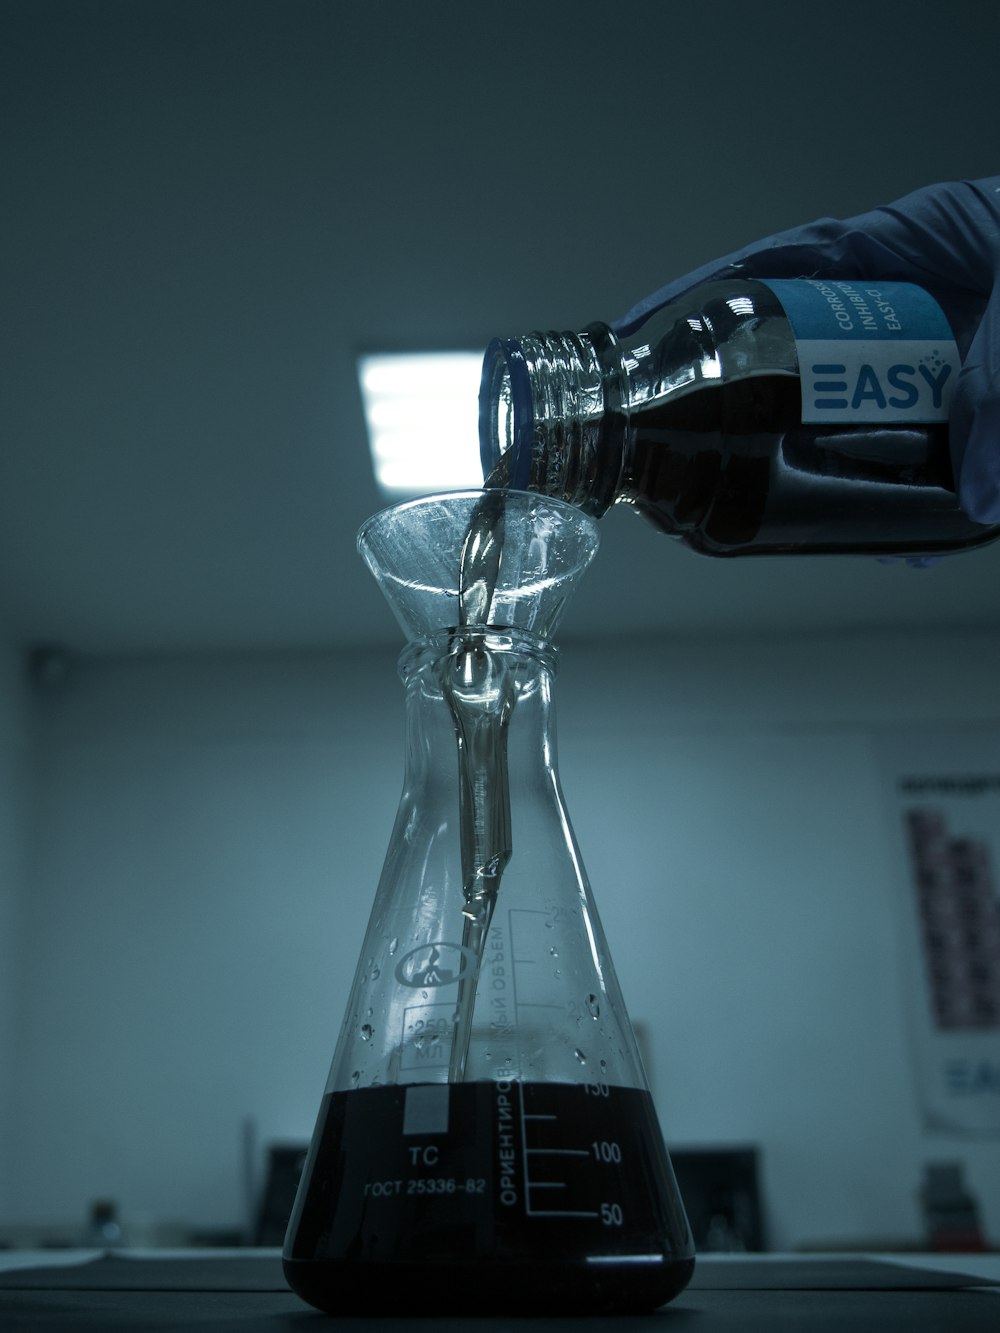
[
  {"left": 8, "top": 630, "right": 1000, "bottom": 1249},
  {"left": 556, "top": 632, "right": 1000, "bottom": 1250}
]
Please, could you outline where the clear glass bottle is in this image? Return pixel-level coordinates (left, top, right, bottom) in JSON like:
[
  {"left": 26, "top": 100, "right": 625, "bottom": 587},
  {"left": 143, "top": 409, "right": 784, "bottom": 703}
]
[
  {"left": 479, "top": 277, "right": 1000, "bottom": 557},
  {"left": 283, "top": 491, "right": 694, "bottom": 1315}
]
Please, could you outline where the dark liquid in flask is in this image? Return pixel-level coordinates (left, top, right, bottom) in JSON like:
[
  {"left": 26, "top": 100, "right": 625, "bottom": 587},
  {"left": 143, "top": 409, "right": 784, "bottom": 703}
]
[
  {"left": 626, "top": 373, "right": 999, "bottom": 557},
  {"left": 283, "top": 1079, "right": 694, "bottom": 1315}
]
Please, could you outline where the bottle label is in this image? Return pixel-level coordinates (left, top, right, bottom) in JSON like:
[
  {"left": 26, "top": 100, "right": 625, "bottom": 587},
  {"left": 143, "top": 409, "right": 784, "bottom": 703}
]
[{"left": 759, "top": 279, "right": 960, "bottom": 424}]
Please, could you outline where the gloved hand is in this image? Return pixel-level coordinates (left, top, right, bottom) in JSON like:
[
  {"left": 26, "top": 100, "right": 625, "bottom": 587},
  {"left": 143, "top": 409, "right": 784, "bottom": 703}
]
[{"left": 614, "top": 177, "right": 1000, "bottom": 525}]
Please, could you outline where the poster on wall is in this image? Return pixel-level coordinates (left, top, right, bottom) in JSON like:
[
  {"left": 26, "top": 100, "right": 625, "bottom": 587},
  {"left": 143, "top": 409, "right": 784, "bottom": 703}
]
[{"left": 875, "top": 728, "right": 1000, "bottom": 1135}]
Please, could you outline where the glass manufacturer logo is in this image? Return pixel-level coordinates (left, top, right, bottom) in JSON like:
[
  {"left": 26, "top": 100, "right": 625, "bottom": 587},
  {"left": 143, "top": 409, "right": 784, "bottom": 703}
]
[{"left": 394, "top": 942, "right": 478, "bottom": 989}]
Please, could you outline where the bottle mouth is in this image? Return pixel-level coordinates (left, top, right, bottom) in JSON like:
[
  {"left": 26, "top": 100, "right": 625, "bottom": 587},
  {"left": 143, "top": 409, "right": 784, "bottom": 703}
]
[
  {"left": 478, "top": 330, "right": 621, "bottom": 515},
  {"left": 479, "top": 338, "right": 534, "bottom": 490}
]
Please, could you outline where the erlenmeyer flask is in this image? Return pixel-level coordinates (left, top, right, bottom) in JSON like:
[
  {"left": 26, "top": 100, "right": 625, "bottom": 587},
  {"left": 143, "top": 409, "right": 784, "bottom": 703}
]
[{"left": 283, "top": 491, "right": 694, "bottom": 1314}]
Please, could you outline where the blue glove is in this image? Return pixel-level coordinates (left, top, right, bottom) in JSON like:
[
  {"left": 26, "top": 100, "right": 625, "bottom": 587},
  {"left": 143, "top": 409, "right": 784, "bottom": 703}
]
[{"left": 614, "top": 177, "right": 1000, "bottom": 525}]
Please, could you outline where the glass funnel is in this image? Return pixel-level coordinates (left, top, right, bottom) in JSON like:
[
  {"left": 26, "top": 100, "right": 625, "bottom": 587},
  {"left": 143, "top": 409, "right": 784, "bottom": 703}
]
[{"left": 283, "top": 490, "right": 694, "bottom": 1315}]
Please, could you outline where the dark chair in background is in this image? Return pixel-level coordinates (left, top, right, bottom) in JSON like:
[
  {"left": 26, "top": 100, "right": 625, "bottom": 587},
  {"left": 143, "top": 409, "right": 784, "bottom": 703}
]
[
  {"left": 670, "top": 1146, "right": 766, "bottom": 1252},
  {"left": 253, "top": 1144, "right": 309, "bottom": 1247}
]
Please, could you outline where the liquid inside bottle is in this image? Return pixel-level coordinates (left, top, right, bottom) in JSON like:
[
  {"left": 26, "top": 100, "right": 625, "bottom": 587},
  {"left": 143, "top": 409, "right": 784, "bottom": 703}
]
[
  {"left": 282, "top": 492, "right": 695, "bottom": 1314},
  {"left": 625, "top": 375, "right": 981, "bottom": 556}
]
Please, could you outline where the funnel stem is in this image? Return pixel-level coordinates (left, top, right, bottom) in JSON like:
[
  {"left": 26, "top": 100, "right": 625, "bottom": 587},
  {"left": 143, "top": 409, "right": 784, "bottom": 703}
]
[{"left": 438, "top": 636, "right": 516, "bottom": 1082}]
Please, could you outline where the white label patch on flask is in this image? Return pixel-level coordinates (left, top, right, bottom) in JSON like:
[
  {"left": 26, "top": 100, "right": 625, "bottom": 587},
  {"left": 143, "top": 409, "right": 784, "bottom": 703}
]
[{"left": 760, "top": 279, "right": 961, "bottom": 424}]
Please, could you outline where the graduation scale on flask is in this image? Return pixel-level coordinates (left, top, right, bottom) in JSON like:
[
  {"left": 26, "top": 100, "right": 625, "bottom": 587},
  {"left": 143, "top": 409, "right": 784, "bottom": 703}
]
[{"left": 282, "top": 489, "right": 694, "bottom": 1315}]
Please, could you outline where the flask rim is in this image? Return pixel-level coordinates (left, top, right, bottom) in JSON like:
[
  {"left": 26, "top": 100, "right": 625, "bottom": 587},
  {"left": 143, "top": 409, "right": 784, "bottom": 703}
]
[{"left": 398, "top": 625, "right": 559, "bottom": 681}]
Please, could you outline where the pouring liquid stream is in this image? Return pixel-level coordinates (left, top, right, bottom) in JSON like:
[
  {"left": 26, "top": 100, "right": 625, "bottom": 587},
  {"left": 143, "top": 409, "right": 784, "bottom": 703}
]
[{"left": 440, "top": 487, "right": 514, "bottom": 1081}]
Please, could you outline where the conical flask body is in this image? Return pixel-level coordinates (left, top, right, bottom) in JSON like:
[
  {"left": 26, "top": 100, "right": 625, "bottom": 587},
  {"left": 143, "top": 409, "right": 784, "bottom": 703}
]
[{"left": 283, "top": 492, "right": 693, "bottom": 1313}]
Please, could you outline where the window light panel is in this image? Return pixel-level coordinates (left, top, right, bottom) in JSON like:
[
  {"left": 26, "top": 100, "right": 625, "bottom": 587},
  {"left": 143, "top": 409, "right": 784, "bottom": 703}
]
[{"left": 358, "top": 352, "right": 485, "bottom": 497}]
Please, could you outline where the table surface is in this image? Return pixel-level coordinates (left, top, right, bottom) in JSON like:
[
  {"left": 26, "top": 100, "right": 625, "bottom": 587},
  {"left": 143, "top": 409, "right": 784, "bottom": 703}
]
[{"left": 0, "top": 1249, "right": 997, "bottom": 1331}]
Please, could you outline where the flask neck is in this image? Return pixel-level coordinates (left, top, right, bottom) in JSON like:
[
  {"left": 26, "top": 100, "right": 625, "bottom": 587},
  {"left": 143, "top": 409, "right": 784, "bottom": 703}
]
[
  {"left": 479, "top": 324, "right": 625, "bottom": 516},
  {"left": 399, "top": 627, "right": 557, "bottom": 679},
  {"left": 398, "top": 629, "right": 559, "bottom": 781},
  {"left": 400, "top": 628, "right": 557, "bottom": 713}
]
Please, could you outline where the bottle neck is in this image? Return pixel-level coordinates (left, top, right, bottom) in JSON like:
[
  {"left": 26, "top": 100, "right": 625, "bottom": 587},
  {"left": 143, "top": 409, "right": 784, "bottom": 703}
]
[{"left": 479, "top": 323, "right": 626, "bottom": 515}]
